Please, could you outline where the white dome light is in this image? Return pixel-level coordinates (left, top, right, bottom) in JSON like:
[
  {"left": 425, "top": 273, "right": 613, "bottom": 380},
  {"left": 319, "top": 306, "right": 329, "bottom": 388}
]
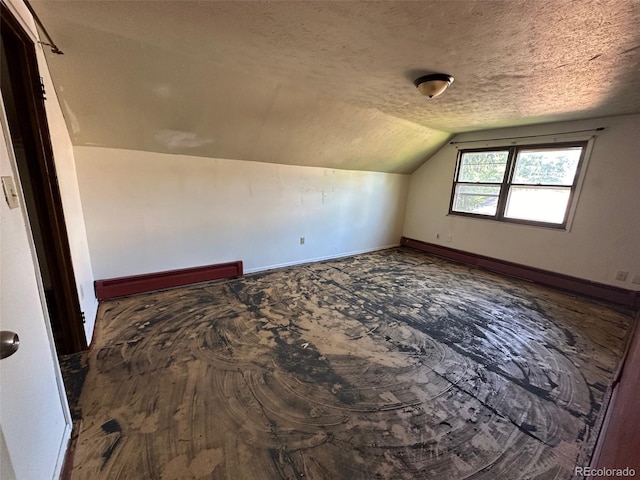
[{"left": 414, "top": 74, "right": 454, "bottom": 99}]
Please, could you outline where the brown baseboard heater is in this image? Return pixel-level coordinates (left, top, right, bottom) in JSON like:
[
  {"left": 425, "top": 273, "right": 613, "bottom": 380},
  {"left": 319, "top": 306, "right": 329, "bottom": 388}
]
[
  {"left": 401, "top": 237, "right": 639, "bottom": 311},
  {"left": 94, "top": 260, "right": 243, "bottom": 301}
]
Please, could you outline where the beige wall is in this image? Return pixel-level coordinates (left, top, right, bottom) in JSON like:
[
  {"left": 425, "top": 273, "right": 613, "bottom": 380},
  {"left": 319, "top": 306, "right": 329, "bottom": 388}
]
[
  {"left": 403, "top": 114, "right": 640, "bottom": 290},
  {"left": 74, "top": 147, "right": 409, "bottom": 280}
]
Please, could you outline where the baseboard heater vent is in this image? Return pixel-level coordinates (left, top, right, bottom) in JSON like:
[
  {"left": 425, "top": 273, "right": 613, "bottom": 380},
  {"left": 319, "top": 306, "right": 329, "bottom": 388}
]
[
  {"left": 94, "top": 261, "right": 243, "bottom": 301},
  {"left": 401, "top": 237, "right": 639, "bottom": 311}
]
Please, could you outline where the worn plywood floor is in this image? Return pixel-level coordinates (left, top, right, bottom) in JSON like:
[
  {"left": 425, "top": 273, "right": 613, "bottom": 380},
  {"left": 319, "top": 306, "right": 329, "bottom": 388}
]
[{"left": 65, "top": 248, "right": 634, "bottom": 479}]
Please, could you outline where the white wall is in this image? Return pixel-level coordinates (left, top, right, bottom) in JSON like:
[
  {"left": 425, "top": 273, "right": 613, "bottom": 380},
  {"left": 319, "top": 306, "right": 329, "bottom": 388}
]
[
  {"left": 404, "top": 114, "right": 640, "bottom": 290},
  {"left": 74, "top": 147, "right": 409, "bottom": 279},
  {"left": 36, "top": 47, "right": 98, "bottom": 341}
]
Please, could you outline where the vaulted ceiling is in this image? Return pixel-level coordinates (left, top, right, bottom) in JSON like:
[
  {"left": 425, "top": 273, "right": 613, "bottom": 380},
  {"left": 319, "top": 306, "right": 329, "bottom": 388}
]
[{"left": 31, "top": 0, "right": 640, "bottom": 173}]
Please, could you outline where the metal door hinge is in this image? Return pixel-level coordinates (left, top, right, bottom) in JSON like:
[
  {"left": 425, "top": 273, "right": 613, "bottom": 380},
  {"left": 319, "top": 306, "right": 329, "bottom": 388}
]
[{"left": 39, "top": 77, "right": 47, "bottom": 100}]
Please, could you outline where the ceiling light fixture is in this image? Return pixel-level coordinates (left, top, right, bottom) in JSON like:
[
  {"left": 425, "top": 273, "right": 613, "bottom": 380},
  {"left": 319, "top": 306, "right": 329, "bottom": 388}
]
[{"left": 414, "top": 73, "right": 454, "bottom": 99}]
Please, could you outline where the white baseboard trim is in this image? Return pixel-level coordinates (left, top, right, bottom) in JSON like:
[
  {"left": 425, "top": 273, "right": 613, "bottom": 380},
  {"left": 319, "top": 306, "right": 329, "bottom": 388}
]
[{"left": 243, "top": 244, "right": 400, "bottom": 274}]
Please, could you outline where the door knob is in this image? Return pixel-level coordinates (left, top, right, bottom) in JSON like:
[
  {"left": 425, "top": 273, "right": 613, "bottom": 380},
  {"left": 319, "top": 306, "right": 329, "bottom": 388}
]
[{"left": 0, "top": 331, "right": 20, "bottom": 359}]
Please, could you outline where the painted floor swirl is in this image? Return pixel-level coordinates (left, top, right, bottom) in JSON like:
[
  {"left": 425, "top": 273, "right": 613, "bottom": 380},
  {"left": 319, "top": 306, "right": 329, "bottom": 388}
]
[{"left": 65, "top": 248, "right": 633, "bottom": 479}]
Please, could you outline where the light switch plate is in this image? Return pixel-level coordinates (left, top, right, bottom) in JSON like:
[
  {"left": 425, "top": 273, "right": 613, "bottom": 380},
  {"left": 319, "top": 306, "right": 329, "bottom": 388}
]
[{"left": 1, "top": 176, "right": 19, "bottom": 209}]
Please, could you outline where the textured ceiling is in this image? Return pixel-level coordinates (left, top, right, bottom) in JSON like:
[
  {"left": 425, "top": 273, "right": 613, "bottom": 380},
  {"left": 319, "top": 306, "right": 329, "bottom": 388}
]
[{"left": 31, "top": 0, "right": 640, "bottom": 173}]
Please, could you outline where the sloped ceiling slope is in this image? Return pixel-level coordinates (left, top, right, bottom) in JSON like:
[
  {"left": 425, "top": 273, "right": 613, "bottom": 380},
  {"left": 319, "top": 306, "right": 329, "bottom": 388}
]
[{"left": 31, "top": 0, "right": 640, "bottom": 173}]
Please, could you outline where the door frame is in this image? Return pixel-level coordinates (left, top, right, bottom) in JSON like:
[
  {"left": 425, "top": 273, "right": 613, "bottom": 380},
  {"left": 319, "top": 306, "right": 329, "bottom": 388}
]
[{"left": 1, "top": 0, "right": 87, "bottom": 355}]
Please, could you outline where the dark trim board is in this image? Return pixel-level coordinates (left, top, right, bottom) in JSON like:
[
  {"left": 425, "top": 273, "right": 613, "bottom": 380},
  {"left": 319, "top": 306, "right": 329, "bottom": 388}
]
[
  {"left": 400, "top": 237, "right": 639, "bottom": 311},
  {"left": 94, "top": 261, "right": 244, "bottom": 301}
]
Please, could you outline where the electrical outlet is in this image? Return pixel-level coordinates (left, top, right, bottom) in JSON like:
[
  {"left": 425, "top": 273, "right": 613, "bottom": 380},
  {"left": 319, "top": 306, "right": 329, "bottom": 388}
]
[
  {"left": 446, "top": 234, "right": 453, "bottom": 244},
  {"left": 615, "top": 270, "right": 628, "bottom": 281},
  {"left": 632, "top": 274, "right": 640, "bottom": 285},
  {"left": 300, "top": 236, "right": 305, "bottom": 245},
  {"left": 436, "top": 233, "right": 440, "bottom": 239}
]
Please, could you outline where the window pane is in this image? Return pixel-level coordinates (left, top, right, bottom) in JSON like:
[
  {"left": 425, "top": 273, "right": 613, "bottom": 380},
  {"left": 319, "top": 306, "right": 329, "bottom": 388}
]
[
  {"left": 452, "top": 184, "right": 501, "bottom": 215},
  {"left": 458, "top": 151, "right": 509, "bottom": 183},
  {"left": 512, "top": 147, "right": 582, "bottom": 185},
  {"left": 504, "top": 186, "right": 571, "bottom": 224}
]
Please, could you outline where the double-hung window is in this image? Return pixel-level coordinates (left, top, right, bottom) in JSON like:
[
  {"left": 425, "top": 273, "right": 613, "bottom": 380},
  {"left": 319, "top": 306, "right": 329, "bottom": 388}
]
[{"left": 449, "top": 142, "right": 587, "bottom": 228}]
